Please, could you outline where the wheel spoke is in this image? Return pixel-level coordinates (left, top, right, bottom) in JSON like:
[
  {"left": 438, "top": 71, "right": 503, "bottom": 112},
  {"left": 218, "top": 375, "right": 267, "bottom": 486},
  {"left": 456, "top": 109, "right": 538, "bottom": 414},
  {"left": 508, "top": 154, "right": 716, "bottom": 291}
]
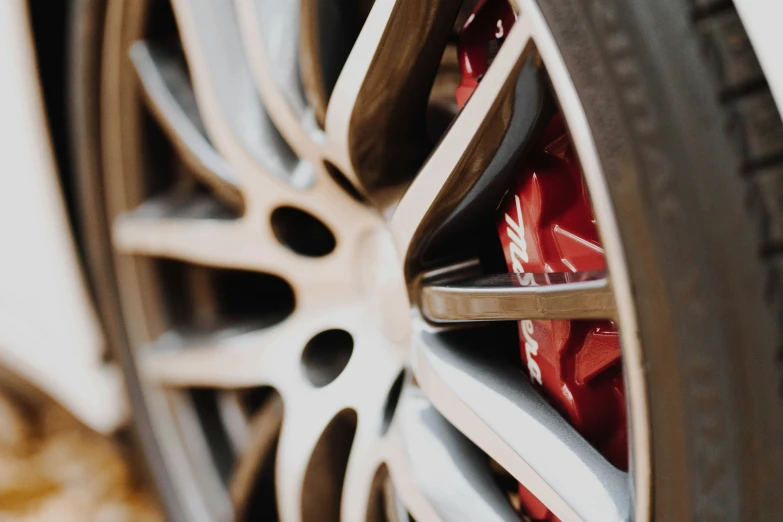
[
  {"left": 413, "top": 326, "right": 631, "bottom": 522},
  {"left": 230, "top": 392, "right": 284, "bottom": 519},
  {"left": 129, "top": 41, "right": 242, "bottom": 208},
  {"left": 113, "top": 211, "right": 262, "bottom": 269},
  {"left": 235, "top": 0, "right": 320, "bottom": 162},
  {"left": 336, "top": 354, "right": 408, "bottom": 522},
  {"left": 324, "top": 0, "right": 462, "bottom": 198},
  {"left": 298, "top": 0, "right": 330, "bottom": 129},
  {"left": 389, "top": 18, "right": 544, "bottom": 265},
  {"left": 111, "top": 197, "right": 351, "bottom": 298},
  {"left": 339, "top": 416, "right": 386, "bottom": 522},
  {"left": 275, "top": 405, "right": 328, "bottom": 522},
  {"left": 384, "top": 434, "right": 445, "bottom": 522},
  {"left": 276, "top": 401, "right": 353, "bottom": 522},
  {"left": 388, "top": 387, "right": 522, "bottom": 522},
  {"left": 216, "top": 392, "right": 253, "bottom": 454},
  {"left": 169, "top": 0, "right": 304, "bottom": 188},
  {"left": 138, "top": 320, "right": 306, "bottom": 389},
  {"left": 100, "top": 0, "right": 649, "bottom": 519},
  {"left": 420, "top": 272, "right": 616, "bottom": 322}
]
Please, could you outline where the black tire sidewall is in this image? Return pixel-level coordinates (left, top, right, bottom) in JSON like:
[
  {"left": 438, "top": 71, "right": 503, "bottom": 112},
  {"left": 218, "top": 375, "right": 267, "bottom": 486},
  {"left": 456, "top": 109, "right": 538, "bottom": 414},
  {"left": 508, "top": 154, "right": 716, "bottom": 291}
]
[
  {"left": 68, "top": 0, "right": 187, "bottom": 520},
  {"left": 69, "top": 0, "right": 783, "bottom": 519},
  {"left": 536, "top": 0, "right": 783, "bottom": 520}
]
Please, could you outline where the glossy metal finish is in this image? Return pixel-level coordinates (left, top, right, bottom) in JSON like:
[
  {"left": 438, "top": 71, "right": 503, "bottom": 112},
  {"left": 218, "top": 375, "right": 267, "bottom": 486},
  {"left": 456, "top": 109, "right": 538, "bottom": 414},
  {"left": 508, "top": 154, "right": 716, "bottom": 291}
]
[
  {"left": 390, "top": 16, "right": 535, "bottom": 261},
  {"left": 299, "top": 0, "right": 371, "bottom": 129},
  {"left": 326, "top": 0, "right": 462, "bottom": 205},
  {"left": 98, "top": 0, "right": 651, "bottom": 521},
  {"left": 298, "top": 0, "right": 330, "bottom": 128},
  {"left": 129, "top": 42, "right": 241, "bottom": 208},
  {"left": 412, "top": 53, "right": 553, "bottom": 271},
  {"left": 396, "top": 388, "right": 521, "bottom": 522},
  {"left": 421, "top": 272, "right": 615, "bottom": 323},
  {"left": 414, "top": 325, "right": 630, "bottom": 522}
]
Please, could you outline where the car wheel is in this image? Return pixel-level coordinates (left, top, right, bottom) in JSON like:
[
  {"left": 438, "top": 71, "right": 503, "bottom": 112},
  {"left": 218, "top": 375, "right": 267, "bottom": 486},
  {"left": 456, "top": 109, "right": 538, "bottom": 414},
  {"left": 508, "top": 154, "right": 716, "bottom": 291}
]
[{"left": 69, "top": 0, "right": 783, "bottom": 520}]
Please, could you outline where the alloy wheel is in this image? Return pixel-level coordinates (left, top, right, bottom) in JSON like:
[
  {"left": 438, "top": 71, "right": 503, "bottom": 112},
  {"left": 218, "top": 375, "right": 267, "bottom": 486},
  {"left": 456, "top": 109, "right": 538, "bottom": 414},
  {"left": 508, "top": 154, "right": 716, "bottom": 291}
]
[{"left": 97, "top": 0, "right": 650, "bottom": 520}]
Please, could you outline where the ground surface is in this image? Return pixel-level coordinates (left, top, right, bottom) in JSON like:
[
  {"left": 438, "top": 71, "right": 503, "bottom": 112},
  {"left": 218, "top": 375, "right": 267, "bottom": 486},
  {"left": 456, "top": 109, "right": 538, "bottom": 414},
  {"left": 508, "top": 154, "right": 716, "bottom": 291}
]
[{"left": 0, "top": 390, "right": 163, "bottom": 522}]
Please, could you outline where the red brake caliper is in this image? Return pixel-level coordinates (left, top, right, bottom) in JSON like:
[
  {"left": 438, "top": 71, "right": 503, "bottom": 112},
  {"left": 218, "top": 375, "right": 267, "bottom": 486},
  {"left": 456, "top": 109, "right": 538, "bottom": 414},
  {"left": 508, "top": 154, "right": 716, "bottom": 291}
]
[{"left": 457, "top": 2, "right": 628, "bottom": 521}]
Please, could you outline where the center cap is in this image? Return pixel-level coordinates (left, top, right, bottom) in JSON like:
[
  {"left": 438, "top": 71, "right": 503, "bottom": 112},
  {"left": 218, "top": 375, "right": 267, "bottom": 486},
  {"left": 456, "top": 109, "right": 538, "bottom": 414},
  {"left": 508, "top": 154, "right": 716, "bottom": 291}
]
[{"left": 355, "top": 226, "right": 411, "bottom": 346}]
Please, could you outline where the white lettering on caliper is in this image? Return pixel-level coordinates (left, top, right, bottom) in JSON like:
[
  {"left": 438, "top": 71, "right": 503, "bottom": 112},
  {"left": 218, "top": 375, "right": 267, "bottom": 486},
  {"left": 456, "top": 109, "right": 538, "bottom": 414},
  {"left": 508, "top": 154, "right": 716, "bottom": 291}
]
[{"left": 504, "top": 195, "right": 543, "bottom": 385}]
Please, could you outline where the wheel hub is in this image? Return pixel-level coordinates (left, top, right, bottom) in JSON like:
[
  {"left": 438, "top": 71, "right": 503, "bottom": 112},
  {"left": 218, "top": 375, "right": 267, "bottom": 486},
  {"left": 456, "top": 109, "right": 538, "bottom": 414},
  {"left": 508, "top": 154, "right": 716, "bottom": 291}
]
[{"left": 355, "top": 227, "right": 411, "bottom": 346}]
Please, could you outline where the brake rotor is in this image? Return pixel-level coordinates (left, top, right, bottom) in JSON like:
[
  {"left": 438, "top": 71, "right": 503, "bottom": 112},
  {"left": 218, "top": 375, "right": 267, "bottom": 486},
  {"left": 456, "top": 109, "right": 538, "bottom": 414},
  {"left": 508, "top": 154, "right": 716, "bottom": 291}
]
[{"left": 457, "top": 2, "right": 628, "bottom": 520}]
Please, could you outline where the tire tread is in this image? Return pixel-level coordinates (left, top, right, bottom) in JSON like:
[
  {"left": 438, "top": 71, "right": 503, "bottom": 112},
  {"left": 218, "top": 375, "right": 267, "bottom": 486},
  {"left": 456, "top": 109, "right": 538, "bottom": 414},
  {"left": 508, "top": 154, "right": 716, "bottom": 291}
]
[{"left": 692, "top": 0, "right": 783, "bottom": 390}]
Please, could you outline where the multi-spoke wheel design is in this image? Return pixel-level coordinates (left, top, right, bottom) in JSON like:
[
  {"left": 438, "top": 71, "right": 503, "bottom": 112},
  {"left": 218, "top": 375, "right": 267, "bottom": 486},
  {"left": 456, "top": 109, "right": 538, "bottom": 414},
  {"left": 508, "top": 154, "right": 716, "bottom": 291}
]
[{"left": 81, "top": 0, "right": 655, "bottom": 521}]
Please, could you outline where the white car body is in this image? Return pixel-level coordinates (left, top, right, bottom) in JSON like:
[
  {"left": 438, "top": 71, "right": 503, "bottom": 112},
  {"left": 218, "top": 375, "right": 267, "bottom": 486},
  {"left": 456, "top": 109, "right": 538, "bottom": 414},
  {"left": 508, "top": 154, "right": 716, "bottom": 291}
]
[
  {"left": 0, "top": 0, "right": 779, "bottom": 433},
  {"left": 735, "top": 0, "right": 783, "bottom": 116},
  {"left": 0, "top": 0, "right": 126, "bottom": 432}
]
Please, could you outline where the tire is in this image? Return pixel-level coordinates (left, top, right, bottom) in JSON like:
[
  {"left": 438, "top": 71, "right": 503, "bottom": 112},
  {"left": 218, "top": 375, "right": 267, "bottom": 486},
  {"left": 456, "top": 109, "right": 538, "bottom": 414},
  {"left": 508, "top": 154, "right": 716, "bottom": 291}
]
[
  {"left": 68, "top": 0, "right": 185, "bottom": 518},
  {"left": 537, "top": 0, "right": 783, "bottom": 519},
  {"left": 66, "top": 0, "right": 783, "bottom": 520}
]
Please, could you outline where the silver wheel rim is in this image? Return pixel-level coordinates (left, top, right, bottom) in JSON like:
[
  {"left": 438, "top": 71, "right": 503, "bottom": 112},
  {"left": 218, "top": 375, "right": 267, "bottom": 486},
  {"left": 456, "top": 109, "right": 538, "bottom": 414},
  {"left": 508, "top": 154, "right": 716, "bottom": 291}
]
[{"left": 99, "top": 0, "right": 651, "bottom": 521}]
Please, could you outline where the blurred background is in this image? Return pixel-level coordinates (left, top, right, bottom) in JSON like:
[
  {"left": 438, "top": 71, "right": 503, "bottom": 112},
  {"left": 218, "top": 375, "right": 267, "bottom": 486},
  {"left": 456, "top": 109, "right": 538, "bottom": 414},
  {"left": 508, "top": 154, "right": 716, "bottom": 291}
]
[
  {"left": 0, "top": 373, "right": 162, "bottom": 521},
  {"left": 0, "top": 1, "right": 162, "bottom": 519}
]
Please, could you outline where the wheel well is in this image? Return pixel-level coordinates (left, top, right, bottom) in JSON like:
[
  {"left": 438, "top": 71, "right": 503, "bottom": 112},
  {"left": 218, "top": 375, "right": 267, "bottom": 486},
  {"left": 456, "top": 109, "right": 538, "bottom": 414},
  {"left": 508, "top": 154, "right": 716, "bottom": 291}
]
[{"left": 26, "top": 0, "right": 84, "bottom": 261}]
